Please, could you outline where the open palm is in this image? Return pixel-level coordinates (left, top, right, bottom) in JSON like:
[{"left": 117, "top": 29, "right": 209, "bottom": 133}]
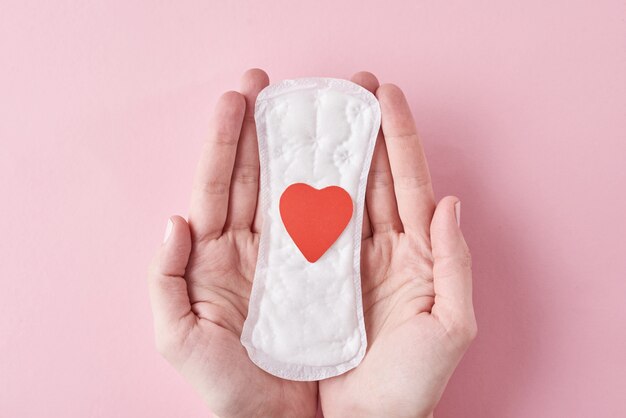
[
  {"left": 148, "top": 70, "right": 317, "bottom": 418},
  {"left": 148, "top": 69, "right": 475, "bottom": 418},
  {"left": 319, "top": 73, "right": 476, "bottom": 418}
]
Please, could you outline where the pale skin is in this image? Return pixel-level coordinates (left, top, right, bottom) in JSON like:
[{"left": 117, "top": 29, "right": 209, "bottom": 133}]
[{"left": 148, "top": 69, "right": 477, "bottom": 418}]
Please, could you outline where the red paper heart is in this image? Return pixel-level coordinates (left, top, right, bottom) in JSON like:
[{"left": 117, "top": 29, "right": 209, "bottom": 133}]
[{"left": 279, "top": 183, "right": 353, "bottom": 263}]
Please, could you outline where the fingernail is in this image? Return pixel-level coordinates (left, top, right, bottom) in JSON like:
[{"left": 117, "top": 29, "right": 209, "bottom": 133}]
[
  {"left": 454, "top": 201, "right": 461, "bottom": 227},
  {"left": 163, "top": 218, "right": 173, "bottom": 243}
]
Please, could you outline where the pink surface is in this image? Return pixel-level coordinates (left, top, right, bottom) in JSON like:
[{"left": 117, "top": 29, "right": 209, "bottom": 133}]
[{"left": 1, "top": 1, "right": 625, "bottom": 417}]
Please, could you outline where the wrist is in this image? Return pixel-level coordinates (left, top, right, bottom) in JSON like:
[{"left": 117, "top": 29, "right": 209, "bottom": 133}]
[{"left": 324, "top": 404, "right": 434, "bottom": 418}]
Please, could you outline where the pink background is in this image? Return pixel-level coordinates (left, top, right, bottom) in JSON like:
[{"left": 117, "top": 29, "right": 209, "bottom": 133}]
[{"left": 1, "top": 1, "right": 625, "bottom": 417}]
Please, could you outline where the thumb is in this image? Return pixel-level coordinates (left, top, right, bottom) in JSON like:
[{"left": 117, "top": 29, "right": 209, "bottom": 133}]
[
  {"left": 430, "top": 197, "right": 476, "bottom": 339},
  {"left": 147, "top": 216, "right": 195, "bottom": 349}
]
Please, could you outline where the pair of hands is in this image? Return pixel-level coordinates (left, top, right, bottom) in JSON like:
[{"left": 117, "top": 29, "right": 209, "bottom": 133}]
[{"left": 148, "top": 69, "right": 476, "bottom": 418}]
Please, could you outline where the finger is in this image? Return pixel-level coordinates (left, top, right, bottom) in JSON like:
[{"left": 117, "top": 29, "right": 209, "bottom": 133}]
[
  {"left": 430, "top": 197, "right": 476, "bottom": 339},
  {"left": 377, "top": 84, "right": 435, "bottom": 237},
  {"left": 366, "top": 133, "right": 403, "bottom": 233},
  {"left": 350, "top": 72, "right": 402, "bottom": 234},
  {"left": 225, "top": 69, "right": 270, "bottom": 231},
  {"left": 188, "top": 91, "right": 246, "bottom": 241},
  {"left": 350, "top": 71, "right": 380, "bottom": 240},
  {"left": 148, "top": 216, "right": 196, "bottom": 340},
  {"left": 350, "top": 70, "right": 380, "bottom": 94}
]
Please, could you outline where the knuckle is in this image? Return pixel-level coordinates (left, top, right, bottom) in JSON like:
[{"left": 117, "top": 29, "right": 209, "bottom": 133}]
[
  {"left": 394, "top": 173, "right": 432, "bottom": 191},
  {"left": 243, "top": 113, "right": 256, "bottom": 123},
  {"left": 212, "top": 132, "right": 238, "bottom": 146},
  {"left": 232, "top": 164, "right": 259, "bottom": 185},
  {"left": 195, "top": 180, "right": 229, "bottom": 196},
  {"left": 434, "top": 249, "right": 472, "bottom": 273},
  {"left": 368, "top": 170, "right": 393, "bottom": 189},
  {"left": 443, "top": 243, "right": 472, "bottom": 271},
  {"left": 370, "top": 221, "right": 401, "bottom": 233},
  {"left": 458, "top": 248, "right": 472, "bottom": 270},
  {"left": 386, "top": 133, "right": 418, "bottom": 143}
]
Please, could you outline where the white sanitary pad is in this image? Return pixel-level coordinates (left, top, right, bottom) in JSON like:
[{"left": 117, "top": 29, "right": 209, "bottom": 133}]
[{"left": 241, "top": 78, "right": 380, "bottom": 381}]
